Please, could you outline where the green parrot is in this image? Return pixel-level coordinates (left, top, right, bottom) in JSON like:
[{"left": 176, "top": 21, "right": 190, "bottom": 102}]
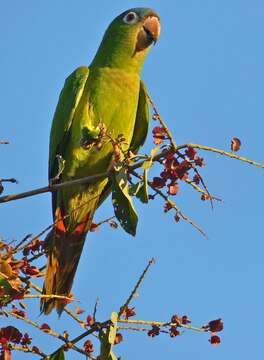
[{"left": 41, "top": 7, "right": 161, "bottom": 314}]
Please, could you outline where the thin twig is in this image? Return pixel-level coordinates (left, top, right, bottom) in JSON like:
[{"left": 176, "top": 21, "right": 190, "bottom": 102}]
[
  {"left": 1, "top": 138, "right": 263, "bottom": 206},
  {"left": 185, "top": 178, "right": 222, "bottom": 202},
  {"left": 117, "top": 319, "right": 205, "bottom": 333},
  {"left": 117, "top": 325, "right": 149, "bottom": 332},
  {"left": 27, "top": 281, "right": 42, "bottom": 293},
  {"left": 48, "top": 320, "right": 111, "bottom": 358},
  {"left": 23, "top": 294, "right": 74, "bottom": 301},
  {"left": 93, "top": 298, "right": 100, "bottom": 320},
  {"left": 147, "top": 96, "right": 178, "bottom": 150},
  {"left": 13, "top": 234, "right": 33, "bottom": 252},
  {"left": 148, "top": 98, "right": 214, "bottom": 207},
  {"left": 6, "top": 308, "right": 94, "bottom": 358},
  {"left": 28, "top": 251, "right": 45, "bottom": 263},
  {"left": 63, "top": 307, "right": 87, "bottom": 329},
  {"left": 0, "top": 178, "right": 17, "bottom": 183},
  {"left": 27, "top": 280, "right": 86, "bottom": 331},
  {"left": 4, "top": 310, "right": 65, "bottom": 341},
  {"left": 10, "top": 345, "right": 47, "bottom": 358},
  {"left": 0, "top": 152, "right": 169, "bottom": 204},
  {"left": 179, "top": 143, "right": 264, "bottom": 169},
  {"left": 117, "top": 325, "right": 169, "bottom": 334},
  {"left": 65, "top": 343, "right": 95, "bottom": 358},
  {"left": 118, "top": 258, "right": 155, "bottom": 317},
  {"left": 0, "top": 171, "right": 109, "bottom": 203},
  {"left": 131, "top": 170, "right": 207, "bottom": 237},
  {"left": 192, "top": 167, "right": 214, "bottom": 209},
  {"left": 96, "top": 216, "right": 115, "bottom": 227},
  {"left": 16, "top": 193, "right": 100, "bottom": 254},
  {"left": 69, "top": 320, "right": 111, "bottom": 345}
]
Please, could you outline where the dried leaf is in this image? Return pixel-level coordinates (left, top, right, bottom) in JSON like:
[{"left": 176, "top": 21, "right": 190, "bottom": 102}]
[
  {"left": 90, "top": 223, "right": 100, "bottom": 232},
  {"left": 108, "top": 220, "right": 118, "bottom": 229},
  {"left": 231, "top": 137, "right": 241, "bottom": 152},
  {"left": 74, "top": 305, "right": 85, "bottom": 315},
  {"left": 168, "top": 183, "right": 179, "bottom": 196}
]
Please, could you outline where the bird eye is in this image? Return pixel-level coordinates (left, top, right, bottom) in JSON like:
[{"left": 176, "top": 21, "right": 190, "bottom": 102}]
[{"left": 123, "top": 11, "right": 139, "bottom": 24}]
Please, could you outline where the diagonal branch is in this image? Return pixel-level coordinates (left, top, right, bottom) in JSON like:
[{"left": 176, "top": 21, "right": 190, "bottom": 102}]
[
  {"left": 118, "top": 258, "right": 155, "bottom": 317},
  {"left": 0, "top": 171, "right": 109, "bottom": 204},
  {"left": 131, "top": 170, "right": 207, "bottom": 237}
]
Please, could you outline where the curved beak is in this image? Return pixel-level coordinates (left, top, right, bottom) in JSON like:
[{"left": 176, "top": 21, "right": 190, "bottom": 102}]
[{"left": 135, "top": 16, "right": 161, "bottom": 52}]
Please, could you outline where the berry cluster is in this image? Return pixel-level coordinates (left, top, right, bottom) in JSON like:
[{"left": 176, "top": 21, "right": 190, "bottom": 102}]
[
  {"left": 146, "top": 313, "right": 223, "bottom": 346},
  {"left": 152, "top": 127, "right": 205, "bottom": 200},
  {"left": 22, "top": 238, "right": 43, "bottom": 257},
  {"left": 0, "top": 238, "right": 44, "bottom": 308},
  {"left": 203, "top": 318, "right": 224, "bottom": 345},
  {"left": 0, "top": 326, "right": 33, "bottom": 359}
]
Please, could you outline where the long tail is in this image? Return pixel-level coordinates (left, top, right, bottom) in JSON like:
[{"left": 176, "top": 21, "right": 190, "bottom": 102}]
[{"left": 41, "top": 206, "right": 95, "bottom": 315}]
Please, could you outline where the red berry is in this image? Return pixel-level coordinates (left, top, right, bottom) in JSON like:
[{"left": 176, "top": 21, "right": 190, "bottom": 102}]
[
  {"left": 83, "top": 339, "right": 94, "bottom": 353},
  {"left": 209, "top": 334, "right": 221, "bottom": 346}
]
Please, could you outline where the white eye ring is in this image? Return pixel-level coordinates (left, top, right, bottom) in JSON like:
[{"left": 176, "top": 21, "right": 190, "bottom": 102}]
[{"left": 123, "top": 11, "right": 139, "bottom": 24}]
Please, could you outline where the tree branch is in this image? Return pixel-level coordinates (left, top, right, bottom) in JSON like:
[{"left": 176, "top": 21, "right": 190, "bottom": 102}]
[
  {"left": 181, "top": 143, "right": 264, "bottom": 169},
  {"left": 118, "top": 258, "right": 155, "bottom": 317}
]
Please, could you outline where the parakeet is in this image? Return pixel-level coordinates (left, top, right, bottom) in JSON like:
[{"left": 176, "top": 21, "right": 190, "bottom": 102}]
[{"left": 41, "top": 7, "right": 160, "bottom": 314}]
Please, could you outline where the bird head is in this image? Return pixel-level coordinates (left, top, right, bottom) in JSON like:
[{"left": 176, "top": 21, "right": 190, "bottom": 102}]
[{"left": 91, "top": 8, "right": 161, "bottom": 72}]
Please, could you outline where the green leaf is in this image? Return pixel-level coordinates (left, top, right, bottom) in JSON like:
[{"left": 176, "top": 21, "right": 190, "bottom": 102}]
[
  {"left": 0, "top": 275, "right": 13, "bottom": 306},
  {"left": 142, "top": 146, "right": 160, "bottom": 171},
  {"left": 111, "top": 169, "right": 138, "bottom": 236},
  {"left": 136, "top": 179, "right": 148, "bottom": 203},
  {"left": 128, "top": 182, "right": 142, "bottom": 196},
  {"left": 0, "top": 275, "right": 12, "bottom": 293},
  {"left": 138, "top": 147, "right": 159, "bottom": 204},
  {"left": 108, "top": 312, "right": 118, "bottom": 344},
  {"left": 50, "top": 349, "right": 65, "bottom": 360},
  {"left": 99, "top": 312, "right": 118, "bottom": 360}
]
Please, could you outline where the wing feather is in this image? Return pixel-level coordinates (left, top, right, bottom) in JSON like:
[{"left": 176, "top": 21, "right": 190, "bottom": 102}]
[
  {"left": 49, "top": 66, "right": 89, "bottom": 180},
  {"left": 49, "top": 66, "right": 89, "bottom": 217},
  {"left": 130, "top": 80, "right": 150, "bottom": 152}
]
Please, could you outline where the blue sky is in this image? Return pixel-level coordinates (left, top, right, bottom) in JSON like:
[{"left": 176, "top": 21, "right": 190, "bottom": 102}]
[{"left": 1, "top": 1, "right": 264, "bottom": 359}]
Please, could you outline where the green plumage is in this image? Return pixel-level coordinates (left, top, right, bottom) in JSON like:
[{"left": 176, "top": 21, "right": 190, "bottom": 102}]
[{"left": 42, "top": 8, "right": 160, "bottom": 314}]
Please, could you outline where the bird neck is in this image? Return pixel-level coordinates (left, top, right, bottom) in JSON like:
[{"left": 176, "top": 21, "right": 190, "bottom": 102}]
[{"left": 90, "top": 30, "right": 150, "bottom": 74}]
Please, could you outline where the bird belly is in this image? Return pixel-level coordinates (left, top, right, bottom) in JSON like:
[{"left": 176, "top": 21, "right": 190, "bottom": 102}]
[{"left": 64, "top": 67, "right": 140, "bottom": 179}]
